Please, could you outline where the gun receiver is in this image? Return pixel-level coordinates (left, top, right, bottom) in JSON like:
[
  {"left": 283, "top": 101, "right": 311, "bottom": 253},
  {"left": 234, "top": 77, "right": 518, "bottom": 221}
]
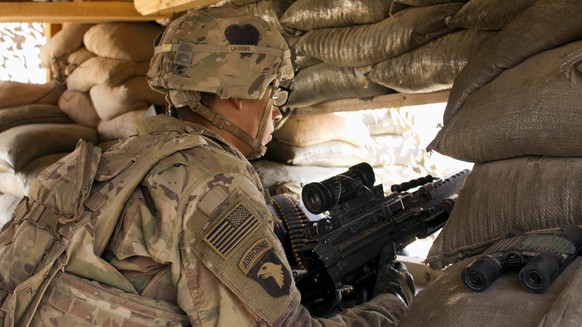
[
  {"left": 291, "top": 162, "right": 470, "bottom": 315},
  {"left": 462, "top": 225, "right": 582, "bottom": 293}
]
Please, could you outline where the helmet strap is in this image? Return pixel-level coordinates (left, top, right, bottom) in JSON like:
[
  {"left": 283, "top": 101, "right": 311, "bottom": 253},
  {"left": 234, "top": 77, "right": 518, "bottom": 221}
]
[{"left": 168, "top": 89, "right": 267, "bottom": 159}]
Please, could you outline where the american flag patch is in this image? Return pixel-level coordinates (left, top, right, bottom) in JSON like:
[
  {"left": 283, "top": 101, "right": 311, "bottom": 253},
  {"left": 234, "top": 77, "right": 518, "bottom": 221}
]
[{"left": 204, "top": 202, "right": 260, "bottom": 259}]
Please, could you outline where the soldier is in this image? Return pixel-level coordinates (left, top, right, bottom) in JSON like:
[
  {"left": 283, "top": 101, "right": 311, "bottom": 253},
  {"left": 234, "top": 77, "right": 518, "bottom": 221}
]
[{"left": 3, "top": 7, "right": 414, "bottom": 326}]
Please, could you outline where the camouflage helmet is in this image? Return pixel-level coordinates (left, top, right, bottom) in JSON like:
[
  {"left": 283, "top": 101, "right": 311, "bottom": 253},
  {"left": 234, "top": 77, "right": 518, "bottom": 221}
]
[{"left": 147, "top": 7, "right": 294, "bottom": 101}]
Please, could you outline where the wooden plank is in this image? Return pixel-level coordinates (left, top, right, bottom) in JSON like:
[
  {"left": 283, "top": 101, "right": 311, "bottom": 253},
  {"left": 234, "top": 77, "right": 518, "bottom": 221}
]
[
  {"left": 0, "top": 2, "right": 170, "bottom": 23},
  {"left": 292, "top": 90, "right": 451, "bottom": 115},
  {"left": 134, "top": 0, "right": 221, "bottom": 15}
]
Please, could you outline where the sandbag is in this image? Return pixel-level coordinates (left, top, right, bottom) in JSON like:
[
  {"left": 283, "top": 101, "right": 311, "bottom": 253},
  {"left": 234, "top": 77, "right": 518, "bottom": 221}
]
[
  {"left": 0, "top": 104, "right": 71, "bottom": 133},
  {"left": 226, "top": 0, "right": 296, "bottom": 36},
  {"left": 400, "top": 256, "right": 582, "bottom": 327},
  {"left": 0, "top": 153, "right": 67, "bottom": 198},
  {"left": 97, "top": 107, "right": 151, "bottom": 140},
  {"left": 281, "top": 0, "right": 396, "bottom": 31},
  {"left": 39, "top": 24, "right": 94, "bottom": 81},
  {"left": 273, "top": 112, "right": 372, "bottom": 147},
  {"left": 443, "top": 0, "right": 582, "bottom": 123},
  {"left": 0, "top": 193, "right": 21, "bottom": 228},
  {"left": 66, "top": 57, "right": 150, "bottom": 92},
  {"left": 64, "top": 47, "right": 97, "bottom": 77},
  {"left": 425, "top": 156, "right": 582, "bottom": 269},
  {"left": 394, "top": 0, "right": 466, "bottom": 6},
  {"left": 369, "top": 29, "right": 497, "bottom": 93},
  {"left": 428, "top": 41, "right": 582, "bottom": 163},
  {"left": 58, "top": 89, "right": 100, "bottom": 127},
  {"left": 294, "top": 3, "right": 463, "bottom": 67},
  {"left": 0, "top": 123, "right": 98, "bottom": 173},
  {"left": 83, "top": 23, "right": 164, "bottom": 62},
  {"left": 90, "top": 76, "right": 166, "bottom": 121},
  {"left": 266, "top": 133, "right": 422, "bottom": 167},
  {"left": 445, "top": 0, "right": 537, "bottom": 30},
  {"left": 0, "top": 80, "right": 66, "bottom": 109},
  {"left": 288, "top": 62, "right": 391, "bottom": 108}
]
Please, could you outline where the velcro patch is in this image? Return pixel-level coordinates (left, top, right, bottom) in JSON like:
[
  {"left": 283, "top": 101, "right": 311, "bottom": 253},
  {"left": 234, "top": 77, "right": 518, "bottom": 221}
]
[
  {"left": 240, "top": 238, "right": 291, "bottom": 298},
  {"left": 204, "top": 201, "right": 260, "bottom": 260}
]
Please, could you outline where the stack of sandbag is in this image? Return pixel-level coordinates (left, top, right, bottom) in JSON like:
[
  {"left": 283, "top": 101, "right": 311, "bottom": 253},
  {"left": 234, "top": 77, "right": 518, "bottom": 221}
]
[
  {"left": 222, "top": 0, "right": 297, "bottom": 37},
  {"left": 259, "top": 108, "right": 429, "bottom": 189},
  {"left": 41, "top": 22, "right": 166, "bottom": 141},
  {"left": 281, "top": 0, "right": 484, "bottom": 107},
  {"left": 419, "top": 0, "right": 582, "bottom": 270},
  {"left": 0, "top": 87, "right": 97, "bottom": 222}
]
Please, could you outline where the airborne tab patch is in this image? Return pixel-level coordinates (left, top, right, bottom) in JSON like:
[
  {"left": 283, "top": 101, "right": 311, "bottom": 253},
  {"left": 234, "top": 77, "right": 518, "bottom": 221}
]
[
  {"left": 240, "top": 238, "right": 291, "bottom": 298},
  {"left": 204, "top": 202, "right": 260, "bottom": 260}
]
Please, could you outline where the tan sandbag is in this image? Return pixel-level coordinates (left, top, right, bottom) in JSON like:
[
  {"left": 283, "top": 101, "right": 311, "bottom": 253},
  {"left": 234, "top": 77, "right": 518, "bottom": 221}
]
[
  {"left": 226, "top": 0, "right": 296, "bottom": 36},
  {"left": 369, "top": 29, "right": 497, "bottom": 93},
  {"left": 0, "top": 80, "right": 66, "bottom": 109},
  {"left": 443, "top": 0, "right": 582, "bottom": 123},
  {"left": 0, "top": 104, "right": 71, "bottom": 133},
  {"left": 0, "top": 193, "right": 21, "bottom": 228},
  {"left": 428, "top": 41, "right": 582, "bottom": 163},
  {"left": 0, "top": 153, "right": 67, "bottom": 197},
  {"left": 266, "top": 133, "right": 422, "bottom": 167},
  {"left": 265, "top": 139, "right": 376, "bottom": 167},
  {"left": 425, "top": 156, "right": 582, "bottom": 269},
  {"left": 0, "top": 123, "right": 98, "bottom": 173},
  {"left": 445, "top": 0, "right": 537, "bottom": 30},
  {"left": 64, "top": 47, "right": 97, "bottom": 77},
  {"left": 83, "top": 23, "right": 164, "bottom": 62},
  {"left": 39, "top": 24, "right": 94, "bottom": 81},
  {"left": 273, "top": 112, "right": 372, "bottom": 147},
  {"left": 400, "top": 256, "right": 582, "bottom": 327},
  {"left": 287, "top": 62, "right": 391, "bottom": 108},
  {"left": 90, "top": 76, "right": 166, "bottom": 121},
  {"left": 251, "top": 159, "right": 345, "bottom": 190},
  {"left": 66, "top": 57, "right": 150, "bottom": 92},
  {"left": 97, "top": 107, "right": 153, "bottom": 140},
  {"left": 58, "top": 89, "right": 100, "bottom": 127},
  {"left": 394, "top": 0, "right": 466, "bottom": 6},
  {"left": 281, "top": 0, "right": 395, "bottom": 31},
  {"left": 294, "top": 3, "right": 462, "bottom": 67}
]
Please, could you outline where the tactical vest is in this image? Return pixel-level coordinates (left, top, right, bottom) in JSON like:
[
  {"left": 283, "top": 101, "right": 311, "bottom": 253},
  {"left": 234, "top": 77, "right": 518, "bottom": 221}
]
[{"left": 0, "top": 129, "right": 207, "bottom": 326}]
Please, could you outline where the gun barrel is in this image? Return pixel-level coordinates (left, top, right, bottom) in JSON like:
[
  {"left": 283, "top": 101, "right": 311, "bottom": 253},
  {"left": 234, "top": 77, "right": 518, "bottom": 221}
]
[{"left": 417, "top": 169, "right": 470, "bottom": 208}]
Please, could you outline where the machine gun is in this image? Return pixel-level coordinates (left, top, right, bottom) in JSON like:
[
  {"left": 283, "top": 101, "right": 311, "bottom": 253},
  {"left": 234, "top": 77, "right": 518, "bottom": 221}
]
[{"left": 271, "top": 162, "right": 470, "bottom": 316}]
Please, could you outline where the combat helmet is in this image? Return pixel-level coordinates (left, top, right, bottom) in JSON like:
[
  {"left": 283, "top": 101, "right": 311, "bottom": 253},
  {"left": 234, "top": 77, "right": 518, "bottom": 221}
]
[{"left": 147, "top": 7, "right": 294, "bottom": 159}]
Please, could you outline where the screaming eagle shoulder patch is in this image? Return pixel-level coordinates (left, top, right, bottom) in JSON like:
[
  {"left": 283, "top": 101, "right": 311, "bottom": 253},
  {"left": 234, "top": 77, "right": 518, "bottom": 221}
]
[{"left": 240, "top": 238, "right": 291, "bottom": 297}]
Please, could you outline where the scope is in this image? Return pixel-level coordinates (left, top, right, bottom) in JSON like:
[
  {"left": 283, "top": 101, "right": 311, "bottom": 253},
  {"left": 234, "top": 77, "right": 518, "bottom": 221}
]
[{"left": 301, "top": 162, "right": 375, "bottom": 214}]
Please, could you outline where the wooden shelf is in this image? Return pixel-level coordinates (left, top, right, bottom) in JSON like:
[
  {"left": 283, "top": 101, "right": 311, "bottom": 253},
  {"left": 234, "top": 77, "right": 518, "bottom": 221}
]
[
  {"left": 293, "top": 90, "right": 450, "bottom": 115},
  {"left": 133, "top": 0, "right": 221, "bottom": 15},
  {"left": 0, "top": 1, "right": 170, "bottom": 23}
]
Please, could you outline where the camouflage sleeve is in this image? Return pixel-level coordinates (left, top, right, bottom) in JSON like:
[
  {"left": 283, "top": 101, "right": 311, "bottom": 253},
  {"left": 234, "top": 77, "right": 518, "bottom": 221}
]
[{"left": 177, "top": 170, "right": 406, "bottom": 326}]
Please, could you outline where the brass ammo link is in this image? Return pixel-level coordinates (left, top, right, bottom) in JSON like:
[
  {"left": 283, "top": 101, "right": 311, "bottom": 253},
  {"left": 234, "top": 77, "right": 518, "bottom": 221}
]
[{"left": 273, "top": 194, "right": 310, "bottom": 270}]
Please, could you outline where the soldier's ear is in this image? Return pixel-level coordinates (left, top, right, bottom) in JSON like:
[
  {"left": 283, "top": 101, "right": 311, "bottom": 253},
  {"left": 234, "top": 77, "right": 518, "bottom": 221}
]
[{"left": 228, "top": 98, "right": 244, "bottom": 111}]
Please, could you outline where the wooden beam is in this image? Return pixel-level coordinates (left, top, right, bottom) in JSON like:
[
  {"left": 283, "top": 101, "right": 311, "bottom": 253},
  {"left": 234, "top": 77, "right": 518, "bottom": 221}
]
[
  {"left": 134, "top": 0, "right": 221, "bottom": 15},
  {"left": 293, "top": 90, "right": 450, "bottom": 115},
  {"left": 0, "top": 2, "right": 170, "bottom": 23}
]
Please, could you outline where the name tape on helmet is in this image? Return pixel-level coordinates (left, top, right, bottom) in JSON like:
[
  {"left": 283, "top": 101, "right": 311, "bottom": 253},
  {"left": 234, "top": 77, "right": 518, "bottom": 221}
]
[{"left": 155, "top": 43, "right": 289, "bottom": 59}]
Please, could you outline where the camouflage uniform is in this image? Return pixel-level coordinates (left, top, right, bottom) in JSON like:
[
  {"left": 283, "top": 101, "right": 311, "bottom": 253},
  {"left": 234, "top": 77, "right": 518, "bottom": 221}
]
[{"left": 25, "top": 114, "right": 405, "bottom": 326}]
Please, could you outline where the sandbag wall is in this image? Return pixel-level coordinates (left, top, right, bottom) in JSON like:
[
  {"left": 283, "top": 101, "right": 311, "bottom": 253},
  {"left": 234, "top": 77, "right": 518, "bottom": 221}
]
[
  {"left": 0, "top": 22, "right": 166, "bottom": 224},
  {"left": 420, "top": 0, "right": 582, "bottom": 269},
  {"left": 233, "top": 0, "right": 502, "bottom": 193}
]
